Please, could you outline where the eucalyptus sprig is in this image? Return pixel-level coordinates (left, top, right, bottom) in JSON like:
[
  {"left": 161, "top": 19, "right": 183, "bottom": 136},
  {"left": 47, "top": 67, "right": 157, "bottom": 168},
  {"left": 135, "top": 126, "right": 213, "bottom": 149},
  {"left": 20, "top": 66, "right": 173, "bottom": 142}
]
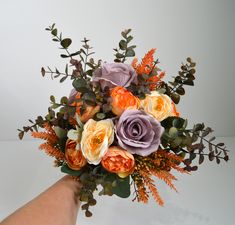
[
  {"left": 17, "top": 116, "right": 46, "bottom": 140},
  {"left": 159, "top": 57, "right": 196, "bottom": 104},
  {"left": 161, "top": 117, "right": 229, "bottom": 171},
  {"left": 45, "top": 23, "right": 80, "bottom": 59},
  {"left": 114, "top": 29, "right": 136, "bottom": 63}
]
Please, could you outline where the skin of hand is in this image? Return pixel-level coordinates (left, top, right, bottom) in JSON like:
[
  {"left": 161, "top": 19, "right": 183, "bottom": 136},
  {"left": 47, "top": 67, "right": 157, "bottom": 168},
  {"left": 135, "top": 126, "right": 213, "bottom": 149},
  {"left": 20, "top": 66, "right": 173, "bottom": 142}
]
[{"left": 0, "top": 175, "right": 81, "bottom": 225}]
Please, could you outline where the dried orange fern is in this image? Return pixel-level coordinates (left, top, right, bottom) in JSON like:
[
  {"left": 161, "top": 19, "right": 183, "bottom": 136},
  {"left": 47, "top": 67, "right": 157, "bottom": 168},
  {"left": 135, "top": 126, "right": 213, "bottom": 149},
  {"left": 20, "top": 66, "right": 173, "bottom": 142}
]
[
  {"left": 31, "top": 123, "right": 64, "bottom": 160},
  {"left": 132, "top": 48, "right": 165, "bottom": 90},
  {"left": 132, "top": 149, "right": 189, "bottom": 205},
  {"left": 151, "top": 170, "right": 178, "bottom": 192},
  {"left": 39, "top": 142, "right": 64, "bottom": 160},
  {"left": 140, "top": 171, "right": 164, "bottom": 206},
  {"left": 132, "top": 48, "right": 156, "bottom": 74}
]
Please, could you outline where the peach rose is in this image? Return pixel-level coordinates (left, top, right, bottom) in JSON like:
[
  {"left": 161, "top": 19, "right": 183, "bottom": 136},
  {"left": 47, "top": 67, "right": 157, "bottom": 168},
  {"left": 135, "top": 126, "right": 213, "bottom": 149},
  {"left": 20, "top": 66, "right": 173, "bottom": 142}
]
[
  {"left": 101, "top": 146, "right": 135, "bottom": 178},
  {"left": 65, "top": 139, "right": 87, "bottom": 170},
  {"left": 81, "top": 119, "right": 114, "bottom": 165},
  {"left": 141, "top": 91, "right": 179, "bottom": 121},
  {"left": 110, "top": 86, "right": 140, "bottom": 116},
  {"left": 71, "top": 92, "right": 100, "bottom": 123}
]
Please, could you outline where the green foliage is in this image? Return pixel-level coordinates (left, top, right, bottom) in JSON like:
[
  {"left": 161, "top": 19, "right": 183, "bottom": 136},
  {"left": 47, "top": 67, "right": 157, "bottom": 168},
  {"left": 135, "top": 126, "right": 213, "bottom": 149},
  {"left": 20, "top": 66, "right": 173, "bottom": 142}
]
[
  {"left": 112, "top": 176, "right": 131, "bottom": 198},
  {"left": 114, "top": 29, "right": 136, "bottom": 63},
  {"left": 159, "top": 57, "right": 196, "bottom": 104},
  {"left": 61, "top": 164, "right": 84, "bottom": 176},
  {"left": 161, "top": 117, "right": 229, "bottom": 171}
]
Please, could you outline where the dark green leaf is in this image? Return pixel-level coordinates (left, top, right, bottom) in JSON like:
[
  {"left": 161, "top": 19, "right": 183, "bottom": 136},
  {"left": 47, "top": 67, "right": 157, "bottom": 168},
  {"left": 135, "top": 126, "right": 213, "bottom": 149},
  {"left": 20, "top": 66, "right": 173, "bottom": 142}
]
[
  {"left": 60, "top": 96, "right": 68, "bottom": 104},
  {"left": 112, "top": 176, "right": 130, "bottom": 198},
  {"left": 72, "top": 79, "right": 87, "bottom": 91},
  {"left": 18, "top": 131, "right": 24, "bottom": 140},
  {"left": 125, "top": 49, "right": 135, "bottom": 57},
  {"left": 171, "top": 93, "right": 180, "bottom": 104},
  {"left": 61, "top": 164, "right": 83, "bottom": 176},
  {"left": 176, "top": 87, "right": 185, "bottom": 95},
  {"left": 60, "top": 54, "right": 70, "bottom": 58},
  {"left": 119, "top": 40, "right": 127, "bottom": 50},
  {"left": 60, "top": 76, "right": 68, "bottom": 83},
  {"left": 51, "top": 28, "right": 57, "bottom": 36},
  {"left": 50, "top": 95, "right": 55, "bottom": 103},
  {"left": 183, "top": 80, "right": 194, "bottom": 86},
  {"left": 116, "top": 53, "right": 124, "bottom": 58},
  {"left": 41, "top": 67, "right": 46, "bottom": 77},
  {"left": 70, "top": 51, "right": 81, "bottom": 57},
  {"left": 96, "top": 113, "right": 106, "bottom": 120},
  {"left": 61, "top": 38, "right": 72, "bottom": 49},
  {"left": 199, "top": 154, "right": 204, "bottom": 164}
]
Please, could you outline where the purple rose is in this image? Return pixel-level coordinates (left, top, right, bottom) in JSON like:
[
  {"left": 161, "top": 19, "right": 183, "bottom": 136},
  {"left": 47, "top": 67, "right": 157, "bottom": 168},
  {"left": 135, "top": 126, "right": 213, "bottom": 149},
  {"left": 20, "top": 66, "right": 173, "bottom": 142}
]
[
  {"left": 115, "top": 110, "right": 164, "bottom": 156},
  {"left": 92, "top": 63, "right": 137, "bottom": 89}
]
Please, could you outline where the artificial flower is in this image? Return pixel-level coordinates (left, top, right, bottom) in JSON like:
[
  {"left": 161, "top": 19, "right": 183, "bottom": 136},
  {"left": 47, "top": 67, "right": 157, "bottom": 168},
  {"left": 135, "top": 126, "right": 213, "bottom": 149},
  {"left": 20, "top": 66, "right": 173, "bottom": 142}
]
[
  {"left": 101, "top": 146, "right": 135, "bottom": 178},
  {"left": 110, "top": 86, "right": 140, "bottom": 116},
  {"left": 141, "top": 91, "right": 178, "bottom": 121},
  {"left": 81, "top": 119, "right": 114, "bottom": 165},
  {"left": 70, "top": 91, "right": 100, "bottom": 123},
  {"left": 92, "top": 63, "right": 137, "bottom": 89},
  {"left": 115, "top": 109, "right": 164, "bottom": 156},
  {"left": 65, "top": 139, "right": 87, "bottom": 170}
]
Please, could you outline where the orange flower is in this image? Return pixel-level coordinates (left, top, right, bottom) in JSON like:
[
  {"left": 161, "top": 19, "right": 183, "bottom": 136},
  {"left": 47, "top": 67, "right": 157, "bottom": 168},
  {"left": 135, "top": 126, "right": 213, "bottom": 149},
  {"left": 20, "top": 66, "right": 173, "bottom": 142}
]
[
  {"left": 65, "top": 139, "right": 87, "bottom": 170},
  {"left": 71, "top": 93, "right": 100, "bottom": 123},
  {"left": 171, "top": 102, "right": 180, "bottom": 117},
  {"left": 132, "top": 49, "right": 165, "bottom": 91},
  {"left": 101, "top": 146, "right": 135, "bottom": 178},
  {"left": 110, "top": 86, "right": 140, "bottom": 116}
]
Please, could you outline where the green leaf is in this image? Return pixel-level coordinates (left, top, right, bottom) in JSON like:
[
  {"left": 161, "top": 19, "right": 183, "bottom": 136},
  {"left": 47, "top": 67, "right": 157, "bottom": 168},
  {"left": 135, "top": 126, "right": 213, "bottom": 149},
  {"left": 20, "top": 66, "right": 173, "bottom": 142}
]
[
  {"left": 126, "top": 36, "right": 133, "bottom": 43},
  {"left": 18, "top": 131, "right": 24, "bottom": 140},
  {"left": 169, "top": 127, "right": 178, "bottom": 138},
  {"left": 119, "top": 40, "right": 127, "bottom": 50},
  {"left": 54, "top": 126, "right": 67, "bottom": 139},
  {"left": 70, "top": 51, "right": 81, "bottom": 57},
  {"left": 125, "top": 49, "right": 135, "bottom": 57},
  {"left": 60, "top": 96, "right": 68, "bottom": 104},
  {"left": 183, "top": 80, "right": 194, "bottom": 86},
  {"left": 61, "top": 38, "right": 72, "bottom": 49},
  {"left": 96, "top": 113, "right": 106, "bottom": 120},
  {"left": 116, "top": 53, "right": 124, "bottom": 58},
  {"left": 60, "top": 76, "right": 68, "bottom": 83},
  {"left": 112, "top": 176, "right": 130, "bottom": 198},
  {"left": 51, "top": 28, "right": 57, "bottom": 36},
  {"left": 61, "top": 164, "right": 83, "bottom": 176},
  {"left": 172, "top": 118, "right": 185, "bottom": 128},
  {"left": 176, "top": 87, "right": 185, "bottom": 95},
  {"left": 41, "top": 67, "right": 46, "bottom": 77},
  {"left": 50, "top": 95, "right": 55, "bottom": 103},
  {"left": 60, "top": 54, "right": 70, "bottom": 58},
  {"left": 72, "top": 78, "right": 87, "bottom": 90},
  {"left": 171, "top": 93, "right": 180, "bottom": 104}
]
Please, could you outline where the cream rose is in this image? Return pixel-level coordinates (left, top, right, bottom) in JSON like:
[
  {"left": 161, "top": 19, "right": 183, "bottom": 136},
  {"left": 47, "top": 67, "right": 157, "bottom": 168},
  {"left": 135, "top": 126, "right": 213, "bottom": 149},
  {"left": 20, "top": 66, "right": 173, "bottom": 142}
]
[
  {"left": 81, "top": 119, "right": 114, "bottom": 165},
  {"left": 141, "top": 91, "right": 178, "bottom": 121}
]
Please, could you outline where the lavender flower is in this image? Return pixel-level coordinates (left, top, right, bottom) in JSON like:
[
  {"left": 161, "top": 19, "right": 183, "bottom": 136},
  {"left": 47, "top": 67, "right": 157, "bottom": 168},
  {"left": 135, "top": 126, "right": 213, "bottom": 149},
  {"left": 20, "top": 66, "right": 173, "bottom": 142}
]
[
  {"left": 92, "top": 63, "right": 137, "bottom": 89},
  {"left": 115, "top": 110, "right": 164, "bottom": 156}
]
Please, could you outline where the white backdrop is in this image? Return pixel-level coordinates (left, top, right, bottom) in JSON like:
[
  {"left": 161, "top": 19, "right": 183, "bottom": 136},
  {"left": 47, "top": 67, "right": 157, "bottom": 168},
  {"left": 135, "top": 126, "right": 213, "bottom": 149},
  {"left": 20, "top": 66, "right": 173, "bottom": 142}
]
[{"left": 0, "top": 0, "right": 234, "bottom": 225}]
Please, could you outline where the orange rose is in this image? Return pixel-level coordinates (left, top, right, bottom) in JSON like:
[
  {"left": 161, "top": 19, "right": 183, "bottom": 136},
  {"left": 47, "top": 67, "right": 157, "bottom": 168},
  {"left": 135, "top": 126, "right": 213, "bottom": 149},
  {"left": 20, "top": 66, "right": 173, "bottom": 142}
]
[
  {"left": 71, "top": 93, "right": 100, "bottom": 123},
  {"left": 101, "top": 146, "right": 135, "bottom": 178},
  {"left": 110, "top": 86, "right": 140, "bottom": 116},
  {"left": 65, "top": 139, "right": 87, "bottom": 170}
]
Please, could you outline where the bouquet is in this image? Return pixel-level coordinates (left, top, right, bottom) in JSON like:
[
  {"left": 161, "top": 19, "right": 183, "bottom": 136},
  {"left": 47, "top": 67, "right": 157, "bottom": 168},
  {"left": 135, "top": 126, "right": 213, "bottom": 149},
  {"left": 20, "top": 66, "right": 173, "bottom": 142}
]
[{"left": 18, "top": 24, "right": 229, "bottom": 217}]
